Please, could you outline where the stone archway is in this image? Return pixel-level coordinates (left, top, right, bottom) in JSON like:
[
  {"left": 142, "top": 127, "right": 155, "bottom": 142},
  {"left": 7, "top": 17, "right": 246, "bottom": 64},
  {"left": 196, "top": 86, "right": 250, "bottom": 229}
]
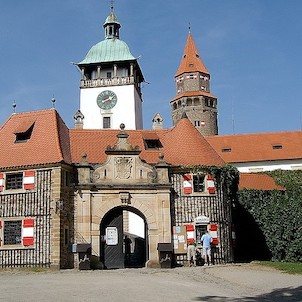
[{"left": 99, "top": 206, "right": 148, "bottom": 269}]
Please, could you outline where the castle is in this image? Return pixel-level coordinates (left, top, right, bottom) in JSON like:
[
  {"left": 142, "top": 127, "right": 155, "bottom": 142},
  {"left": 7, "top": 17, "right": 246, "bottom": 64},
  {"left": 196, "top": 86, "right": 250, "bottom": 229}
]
[{"left": 0, "top": 6, "right": 300, "bottom": 269}]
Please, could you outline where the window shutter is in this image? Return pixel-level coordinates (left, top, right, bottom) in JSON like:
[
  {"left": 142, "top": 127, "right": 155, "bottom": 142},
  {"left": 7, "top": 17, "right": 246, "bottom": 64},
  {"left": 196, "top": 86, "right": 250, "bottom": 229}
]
[
  {"left": 210, "top": 224, "right": 218, "bottom": 245},
  {"left": 183, "top": 174, "right": 192, "bottom": 194},
  {"left": 0, "top": 173, "right": 4, "bottom": 192},
  {"left": 207, "top": 175, "right": 215, "bottom": 194},
  {"left": 23, "top": 171, "right": 35, "bottom": 190},
  {"left": 0, "top": 220, "right": 2, "bottom": 247},
  {"left": 22, "top": 219, "right": 34, "bottom": 246},
  {"left": 186, "top": 224, "right": 195, "bottom": 244}
]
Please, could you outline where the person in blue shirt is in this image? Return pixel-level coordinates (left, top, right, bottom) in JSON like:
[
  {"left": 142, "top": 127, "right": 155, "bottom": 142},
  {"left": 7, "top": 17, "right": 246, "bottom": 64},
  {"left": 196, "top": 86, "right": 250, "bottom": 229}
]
[{"left": 201, "top": 230, "right": 213, "bottom": 265}]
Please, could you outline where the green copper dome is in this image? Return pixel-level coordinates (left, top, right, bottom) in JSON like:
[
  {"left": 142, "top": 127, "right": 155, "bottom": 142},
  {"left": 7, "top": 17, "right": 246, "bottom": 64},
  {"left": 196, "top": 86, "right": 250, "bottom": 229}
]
[
  {"left": 104, "top": 9, "right": 120, "bottom": 26},
  {"left": 78, "top": 7, "right": 137, "bottom": 65},
  {"left": 78, "top": 38, "right": 136, "bottom": 64}
]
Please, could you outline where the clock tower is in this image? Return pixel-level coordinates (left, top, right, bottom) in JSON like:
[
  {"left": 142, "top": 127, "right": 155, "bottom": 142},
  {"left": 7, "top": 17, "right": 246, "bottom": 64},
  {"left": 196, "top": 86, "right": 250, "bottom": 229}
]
[{"left": 76, "top": 6, "right": 144, "bottom": 130}]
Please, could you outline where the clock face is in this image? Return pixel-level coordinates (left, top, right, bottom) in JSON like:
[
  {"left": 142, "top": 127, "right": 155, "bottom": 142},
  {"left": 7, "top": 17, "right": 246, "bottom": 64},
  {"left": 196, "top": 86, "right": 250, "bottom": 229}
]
[{"left": 96, "top": 90, "right": 117, "bottom": 110}]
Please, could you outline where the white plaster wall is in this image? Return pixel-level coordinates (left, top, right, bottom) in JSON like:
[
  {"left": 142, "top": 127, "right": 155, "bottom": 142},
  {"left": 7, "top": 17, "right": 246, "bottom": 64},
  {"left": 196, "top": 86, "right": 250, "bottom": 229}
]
[
  {"left": 128, "top": 212, "right": 145, "bottom": 238},
  {"left": 80, "top": 85, "right": 143, "bottom": 130},
  {"left": 234, "top": 159, "right": 302, "bottom": 172}
]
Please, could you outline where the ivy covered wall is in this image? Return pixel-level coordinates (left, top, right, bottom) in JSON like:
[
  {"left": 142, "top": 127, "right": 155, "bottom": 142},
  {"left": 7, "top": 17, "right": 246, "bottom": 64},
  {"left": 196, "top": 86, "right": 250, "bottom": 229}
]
[{"left": 234, "top": 170, "right": 302, "bottom": 262}]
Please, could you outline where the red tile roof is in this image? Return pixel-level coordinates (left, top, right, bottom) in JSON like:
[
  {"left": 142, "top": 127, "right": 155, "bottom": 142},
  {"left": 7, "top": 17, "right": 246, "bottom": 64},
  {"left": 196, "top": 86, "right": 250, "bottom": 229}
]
[
  {"left": 239, "top": 173, "right": 285, "bottom": 191},
  {"left": 175, "top": 33, "right": 209, "bottom": 76},
  {"left": 0, "top": 109, "right": 71, "bottom": 169},
  {"left": 70, "top": 117, "right": 225, "bottom": 166},
  {"left": 171, "top": 91, "right": 217, "bottom": 102},
  {"left": 206, "top": 131, "right": 302, "bottom": 163}
]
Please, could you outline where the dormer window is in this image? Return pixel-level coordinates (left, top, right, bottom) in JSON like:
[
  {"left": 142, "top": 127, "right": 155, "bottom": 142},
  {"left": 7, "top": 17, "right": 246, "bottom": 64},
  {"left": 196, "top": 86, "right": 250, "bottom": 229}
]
[
  {"left": 272, "top": 145, "right": 283, "bottom": 150},
  {"left": 144, "top": 139, "right": 162, "bottom": 150},
  {"left": 14, "top": 121, "right": 35, "bottom": 143}
]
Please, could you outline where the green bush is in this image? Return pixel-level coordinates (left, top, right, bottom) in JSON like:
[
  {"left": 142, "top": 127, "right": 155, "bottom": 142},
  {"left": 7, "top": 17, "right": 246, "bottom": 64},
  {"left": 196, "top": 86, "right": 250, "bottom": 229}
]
[{"left": 237, "top": 170, "right": 302, "bottom": 262}]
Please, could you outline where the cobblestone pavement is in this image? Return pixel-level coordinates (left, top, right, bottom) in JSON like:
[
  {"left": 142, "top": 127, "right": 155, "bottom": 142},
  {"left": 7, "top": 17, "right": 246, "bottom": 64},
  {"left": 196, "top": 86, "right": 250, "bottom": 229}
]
[{"left": 0, "top": 263, "right": 302, "bottom": 302}]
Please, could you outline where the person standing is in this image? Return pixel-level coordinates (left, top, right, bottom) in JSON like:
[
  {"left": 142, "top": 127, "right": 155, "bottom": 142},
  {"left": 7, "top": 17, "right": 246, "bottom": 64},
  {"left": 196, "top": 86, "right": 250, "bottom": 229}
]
[
  {"left": 187, "top": 240, "right": 197, "bottom": 267},
  {"left": 201, "top": 230, "right": 213, "bottom": 265},
  {"left": 124, "top": 235, "right": 132, "bottom": 267}
]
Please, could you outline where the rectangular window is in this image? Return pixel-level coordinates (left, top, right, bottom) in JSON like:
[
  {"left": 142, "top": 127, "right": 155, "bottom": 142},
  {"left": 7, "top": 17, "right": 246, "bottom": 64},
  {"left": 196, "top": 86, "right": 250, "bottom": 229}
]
[
  {"left": 103, "top": 117, "right": 111, "bottom": 129},
  {"left": 193, "top": 175, "right": 205, "bottom": 192},
  {"left": 221, "top": 148, "right": 232, "bottom": 153},
  {"left": 107, "top": 72, "right": 112, "bottom": 79},
  {"left": 6, "top": 173, "right": 23, "bottom": 190},
  {"left": 144, "top": 139, "right": 162, "bottom": 150},
  {"left": 4, "top": 220, "right": 22, "bottom": 245},
  {"left": 272, "top": 145, "right": 283, "bottom": 150}
]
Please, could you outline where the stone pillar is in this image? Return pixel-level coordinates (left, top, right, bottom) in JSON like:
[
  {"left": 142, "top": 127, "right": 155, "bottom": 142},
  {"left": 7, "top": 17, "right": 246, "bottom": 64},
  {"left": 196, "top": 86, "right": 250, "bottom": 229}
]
[
  {"left": 77, "top": 153, "right": 91, "bottom": 184},
  {"left": 50, "top": 167, "right": 62, "bottom": 269}
]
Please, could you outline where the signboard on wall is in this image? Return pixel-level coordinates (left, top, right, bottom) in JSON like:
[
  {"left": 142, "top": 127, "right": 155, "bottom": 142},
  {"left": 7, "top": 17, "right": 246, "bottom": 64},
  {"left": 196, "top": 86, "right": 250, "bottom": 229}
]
[
  {"left": 194, "top": 215, "right": 210, "bottom": 224},
  {"left": 106, "top": 227, "right": 118, "bottom": 245},
  {"left": 173, "top": 226, "right": 187, "bottom": 254}
]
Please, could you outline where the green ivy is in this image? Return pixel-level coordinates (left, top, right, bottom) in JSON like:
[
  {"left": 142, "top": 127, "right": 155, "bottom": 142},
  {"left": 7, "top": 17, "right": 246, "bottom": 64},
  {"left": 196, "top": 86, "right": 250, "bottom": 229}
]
[
  {"left": 237, "top": 170, "right": 302, "bottom": 262},
  {"left": 180, "top": 164, "right": 240, "bottom": 201}
]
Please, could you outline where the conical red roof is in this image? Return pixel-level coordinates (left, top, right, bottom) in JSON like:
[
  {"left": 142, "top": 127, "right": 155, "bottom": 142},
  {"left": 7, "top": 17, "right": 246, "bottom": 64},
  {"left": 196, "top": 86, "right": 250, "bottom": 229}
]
[
  {"left": 161, "top": 117, "right": 224, "bottom": 166},
  {"left": 175, "top": 33, "right": 209, "bottom": 76}
]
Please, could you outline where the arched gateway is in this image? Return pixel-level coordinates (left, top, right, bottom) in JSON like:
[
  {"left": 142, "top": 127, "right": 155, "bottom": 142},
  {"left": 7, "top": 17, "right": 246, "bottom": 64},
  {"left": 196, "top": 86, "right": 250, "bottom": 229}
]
[
  {"left": 75, "top": 125, "right": 171, "bottom": 268},
  {"left": 100, "top": 207, "right": 148, "bottom": 269}
]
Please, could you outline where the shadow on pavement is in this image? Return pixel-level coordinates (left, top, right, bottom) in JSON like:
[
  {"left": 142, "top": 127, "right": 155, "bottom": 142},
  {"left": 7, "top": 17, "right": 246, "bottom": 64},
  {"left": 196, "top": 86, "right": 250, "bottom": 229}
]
[{"left": 193, "top": 285, "right": 302, "bottom": 302}]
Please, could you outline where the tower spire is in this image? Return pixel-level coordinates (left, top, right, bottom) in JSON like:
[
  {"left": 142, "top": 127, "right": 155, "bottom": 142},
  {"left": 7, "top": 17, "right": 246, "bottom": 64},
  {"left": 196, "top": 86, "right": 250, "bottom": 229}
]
[
  {"left": 170, "top": 32, "right": 218, "bottom": 136},
  {"left": 175, "top": 33, "right": 209, "bottom": 76},
  {"left": 104, "top": 1, "right": 121, "bottom": 39}
]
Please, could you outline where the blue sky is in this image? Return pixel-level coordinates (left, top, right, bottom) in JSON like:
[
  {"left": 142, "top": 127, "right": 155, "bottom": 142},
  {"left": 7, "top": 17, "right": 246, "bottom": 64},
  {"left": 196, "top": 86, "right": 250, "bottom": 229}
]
[{"left": 1, "top": 0, "right": 301, "bottom": 134}]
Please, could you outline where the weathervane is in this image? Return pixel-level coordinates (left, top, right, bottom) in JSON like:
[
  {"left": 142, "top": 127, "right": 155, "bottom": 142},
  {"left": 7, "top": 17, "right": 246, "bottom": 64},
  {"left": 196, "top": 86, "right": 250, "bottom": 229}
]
[
  {"left": 52, "top": 96, "right": 56, "bottom": 108},
  {"left": 12, "top": 100, "right": 16, "bottom": 114},
  {"left": 110, "top": 0, "right": 114, "bottom": 10}
]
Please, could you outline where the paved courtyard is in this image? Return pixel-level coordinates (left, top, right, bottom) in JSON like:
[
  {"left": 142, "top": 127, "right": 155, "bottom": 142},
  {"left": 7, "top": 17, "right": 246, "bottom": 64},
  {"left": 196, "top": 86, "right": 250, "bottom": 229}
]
[{"left": 0, "top": 263, "right": 301, "bottom": 301}]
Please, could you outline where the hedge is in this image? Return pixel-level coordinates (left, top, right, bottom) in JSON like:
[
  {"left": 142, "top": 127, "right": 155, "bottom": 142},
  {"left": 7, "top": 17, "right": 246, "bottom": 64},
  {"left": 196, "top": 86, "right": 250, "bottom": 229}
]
[{"left": 236, "top": 170, "right": 302, "bottom": 262}]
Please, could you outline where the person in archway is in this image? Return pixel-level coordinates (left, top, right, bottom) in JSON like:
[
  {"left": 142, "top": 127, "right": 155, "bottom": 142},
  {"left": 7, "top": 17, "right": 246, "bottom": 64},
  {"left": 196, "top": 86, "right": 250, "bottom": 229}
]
[
  {"left": 201, "top": 230, "right": 213, "bottom": 266},
  {"left": 124, "top": 235, "right": 132, "bottom": 267}
]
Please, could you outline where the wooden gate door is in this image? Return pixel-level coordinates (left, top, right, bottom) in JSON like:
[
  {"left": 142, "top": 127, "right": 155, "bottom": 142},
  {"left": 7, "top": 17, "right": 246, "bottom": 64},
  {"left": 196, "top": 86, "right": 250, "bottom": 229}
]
[{"left": 101, "top": 208, "right": 125, "bottom": 269}]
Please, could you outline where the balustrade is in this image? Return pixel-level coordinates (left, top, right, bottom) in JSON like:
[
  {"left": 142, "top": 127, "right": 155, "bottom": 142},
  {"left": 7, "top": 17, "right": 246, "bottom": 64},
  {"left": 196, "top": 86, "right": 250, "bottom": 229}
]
[{"left": 80, "top": 76, "right": 135, "bottom": 88}]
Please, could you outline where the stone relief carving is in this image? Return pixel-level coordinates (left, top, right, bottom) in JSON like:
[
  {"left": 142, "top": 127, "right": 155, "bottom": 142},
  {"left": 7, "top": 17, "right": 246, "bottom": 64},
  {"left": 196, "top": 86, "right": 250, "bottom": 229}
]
[
  {"left": 147, "top": 170, "right": 157, "bottom": 182},
  {"left": 115, "top": 157, "right": 133, "bottom": 179}
]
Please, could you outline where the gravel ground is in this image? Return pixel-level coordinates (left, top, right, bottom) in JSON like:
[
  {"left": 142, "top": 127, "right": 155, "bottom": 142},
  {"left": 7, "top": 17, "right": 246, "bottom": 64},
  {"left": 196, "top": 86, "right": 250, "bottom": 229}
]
[{"left": 0, "top": 263, "right": 301, "bottom": 302}]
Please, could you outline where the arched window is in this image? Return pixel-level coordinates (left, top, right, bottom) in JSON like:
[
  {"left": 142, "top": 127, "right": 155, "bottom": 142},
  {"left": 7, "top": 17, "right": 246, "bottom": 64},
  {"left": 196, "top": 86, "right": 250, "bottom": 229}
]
[{"left": 193, "top": 98, "right": 200, "bottom": 106}]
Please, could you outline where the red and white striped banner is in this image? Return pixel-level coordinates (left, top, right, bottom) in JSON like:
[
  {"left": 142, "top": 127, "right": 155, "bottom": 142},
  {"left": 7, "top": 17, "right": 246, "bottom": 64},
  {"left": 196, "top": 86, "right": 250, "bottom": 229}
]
[
  {"left": 186, "top": 224, "right": 195, "bottom": 244},
  {"left": 183, "top": 174, "right": 192, "bottom": 194},
  {"left": 22, "top": 219, "right": 34, "bottom": 246},
  {"left": 210, "top": 224, "right": 218, "bottom": 245},
  {"left": 207, "top": 175, "right": 215, "bottom": 194},
  {"left": 23, "top": 171, "right": 35, "bottom": 190},
  {"left": 0, "top": 173, "right": 3, "bottom": 192}
]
